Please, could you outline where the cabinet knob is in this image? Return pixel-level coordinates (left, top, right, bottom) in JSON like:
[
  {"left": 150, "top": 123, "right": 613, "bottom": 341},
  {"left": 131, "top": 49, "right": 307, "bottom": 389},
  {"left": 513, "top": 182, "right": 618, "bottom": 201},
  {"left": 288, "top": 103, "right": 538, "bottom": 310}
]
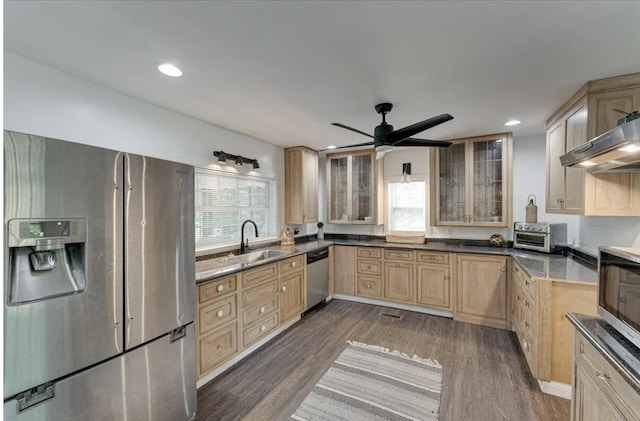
[
  {"left": 281, "top": 286, "right": 287, "bottom": 292},
  {"left": 260, "top": 306, "right": 266, "bottom": 313},
  {"left": 524, "top": 279, "right": 529, "bottom": 286},
  {"left": 394, "top": 253, "right": 400, "bottom": 257},
  {"left": 444, "top": 275, "right": 449, "bottom": 281},
  {"left": 524, "top": 321, "right": 529, "bottom": 328},
  {"left": 596, "top": 371, "right": 610, "bottom": 381},
  {"left": 217, "top": 285, "right": 224, "bottom": 292},
  {"left": 216, "top": 310, "right": 224, "bottom": 318},
  {"left": 217, "top": 345, "right": 223, "bottom": 350},
  {"left": 501, "top": 266, "right": 506, "bottom": 272},
  {"left": 367, "top": 284, "right": 372, "bottom": 289},
  {"left": 514, "top": 266, "right": 519, "bottom": 273},
  {"left": 522, "top": 340, "right": 529, "bottom": 351},
  {"left": 291, "top": 262, "right": 297, "bottom": 267},
  {"left": 260, "top": 325, "right": 267, "bottom": 332},
  {"left": 524, "top": 300, "right": 529, "bottom": 307}
]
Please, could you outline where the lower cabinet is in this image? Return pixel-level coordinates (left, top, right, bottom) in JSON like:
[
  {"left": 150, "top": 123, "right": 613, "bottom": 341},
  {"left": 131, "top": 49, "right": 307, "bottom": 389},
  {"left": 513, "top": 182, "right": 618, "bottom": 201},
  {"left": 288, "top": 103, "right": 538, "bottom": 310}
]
[
  {"left": 384, "top": 261, "right": 415, "bottom": 302},
  {"left": 572, "top": 330, "right": 640, "bottom": 421},
  {"left": 197, "top": 255, "right": 308, "bottom": 380},
  {"left": 455, "top": 254, "right": 510, "bottom": 330},
  {"left": 332, "top": 245, "right": 356, "bottom": 295}
]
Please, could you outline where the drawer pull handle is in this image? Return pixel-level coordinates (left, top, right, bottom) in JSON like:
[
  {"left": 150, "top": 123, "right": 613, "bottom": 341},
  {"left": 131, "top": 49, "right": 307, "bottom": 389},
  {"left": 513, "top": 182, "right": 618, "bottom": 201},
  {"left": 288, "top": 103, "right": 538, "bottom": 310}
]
[
  {"left": 217, "top": 285, "right": 224, "bottom": 292},
  {"left": 291, "top": 262, "right": 296, "bottom": 268},
  {"left": 281, "top": 286, "right": 287, "bottom": 292},
  {"left": 596, "top": 371, "right": 610, "bottom": 381},
  {"left": 524, "top": 321, "right": 529, "bottom": 328},
  {"left": 260, "top": 325, "right": 267, "bottom": 332},
  {"left": 524, "top": 280, "right": 529, "bottom": 286},
  {"left": 524, "top": 300, "right": 529, "bottom": 307},
  {"left": 216, "top": 310, "right": 224, "bottom": 318},
  {"left": 217, "top": 345, "right": 223, "bottom": 350},
  {"left": 367, "top": 284, "right": 372, "bottom": 289},
  {"left": 260, "top": 306, "right": 266, "bottom": 313}
]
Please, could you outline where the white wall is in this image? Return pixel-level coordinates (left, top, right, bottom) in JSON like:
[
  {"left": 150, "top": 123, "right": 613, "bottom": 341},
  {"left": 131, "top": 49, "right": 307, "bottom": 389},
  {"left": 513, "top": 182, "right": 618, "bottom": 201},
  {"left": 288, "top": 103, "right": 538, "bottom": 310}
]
[{"left": 4, "top": 52, "right": 286, "bottom": 249}]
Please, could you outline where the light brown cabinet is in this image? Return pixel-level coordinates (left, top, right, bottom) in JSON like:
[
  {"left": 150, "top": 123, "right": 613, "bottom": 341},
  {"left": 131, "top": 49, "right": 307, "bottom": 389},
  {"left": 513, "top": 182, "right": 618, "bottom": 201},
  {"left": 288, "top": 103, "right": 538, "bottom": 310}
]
[
  {"left": 285, "top": 146, "right": 318, "bottom": 224},
  {"left": 572, "top": 330, "right": 640, "bottom": 421},
  {"left": 431, "top": 133, "right": 512, "bottom": 227},
  {"left": 280, "top": 267, "right": 306, "bottom": 323},
  {"left": 546, "top": 72, "right": 640, "bottom": 216},
  {"left": 455, "top": 254, "right": 510, "bottom": 330},
  {"left": 512, "top": 260, "right": 597, "bottom": 385},
  {"left": 416, "top": 263, "right": 451, "bottom": 309},
  {"left": 384, "top": 261, "right": 415, "bottom": 303},
  {"left": 326, "top": 150, "right": 383, "bottom": 224},
  {"left": 331, "top": 245, "right": 356, "bottom": 295}
]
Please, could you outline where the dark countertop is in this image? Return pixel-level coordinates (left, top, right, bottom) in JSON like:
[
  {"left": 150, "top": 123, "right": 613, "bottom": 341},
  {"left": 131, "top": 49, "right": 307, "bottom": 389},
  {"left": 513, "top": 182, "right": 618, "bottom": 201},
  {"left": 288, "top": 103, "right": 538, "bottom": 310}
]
[
  {"left": 196, "top": 238, "right": 597, "bottom": 284},
  {"left": 331, "top": 239, "right": 598, "bottom": 283},
  {"left": 567, "top": 313, "right": 640, "bottom": 394}
]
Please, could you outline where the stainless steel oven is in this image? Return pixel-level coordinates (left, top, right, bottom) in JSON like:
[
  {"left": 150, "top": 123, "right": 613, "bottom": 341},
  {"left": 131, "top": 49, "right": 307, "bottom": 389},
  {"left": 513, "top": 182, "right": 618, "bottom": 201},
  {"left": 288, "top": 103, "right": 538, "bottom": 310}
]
[
  {"left": 598, "top": 247, "right": 640, "bottom": 349},
  {"left": 513, "top": 222, "right": 567, "bottom": 253}
]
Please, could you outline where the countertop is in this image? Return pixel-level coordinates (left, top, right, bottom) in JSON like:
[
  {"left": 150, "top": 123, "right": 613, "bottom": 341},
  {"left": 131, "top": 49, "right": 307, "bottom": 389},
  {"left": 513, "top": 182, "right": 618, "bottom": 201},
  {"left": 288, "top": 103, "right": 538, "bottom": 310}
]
[
  {"left": 195, "top": 238, "right": 597, "bottom": 284},
  {"left": 567, "top": 313, "right": 640, "bottom": 394}
]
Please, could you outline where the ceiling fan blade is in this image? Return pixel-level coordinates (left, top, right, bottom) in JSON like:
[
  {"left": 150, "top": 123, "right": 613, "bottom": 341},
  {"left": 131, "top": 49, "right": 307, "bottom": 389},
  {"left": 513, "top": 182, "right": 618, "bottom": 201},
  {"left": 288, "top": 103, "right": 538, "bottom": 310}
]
[
  {"left": 394, "top": 138, "right": 452, "bottom": 147},
  {"left": 387, "top": 114, "right": 453, "bottom": 143},
  {"left": 331, "top": 123, "right": 374, "bottom": 138},
  {"left": 319, "top": 141, "right": 374, "bottom": 152}
]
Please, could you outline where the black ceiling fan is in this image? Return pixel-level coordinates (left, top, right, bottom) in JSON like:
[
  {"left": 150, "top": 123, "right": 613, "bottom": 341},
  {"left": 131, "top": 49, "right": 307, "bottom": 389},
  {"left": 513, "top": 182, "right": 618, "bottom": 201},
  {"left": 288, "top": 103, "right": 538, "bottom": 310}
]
[{"left": 328, "top": 103, "right": 453, "bottom": 160}]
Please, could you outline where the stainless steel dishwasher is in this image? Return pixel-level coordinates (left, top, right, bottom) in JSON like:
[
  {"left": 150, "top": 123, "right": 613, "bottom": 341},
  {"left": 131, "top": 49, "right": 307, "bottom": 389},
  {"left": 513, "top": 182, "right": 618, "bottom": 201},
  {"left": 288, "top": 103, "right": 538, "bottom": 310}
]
[{"left": 305, "top": 247, "right": 329, "bottom": 312}]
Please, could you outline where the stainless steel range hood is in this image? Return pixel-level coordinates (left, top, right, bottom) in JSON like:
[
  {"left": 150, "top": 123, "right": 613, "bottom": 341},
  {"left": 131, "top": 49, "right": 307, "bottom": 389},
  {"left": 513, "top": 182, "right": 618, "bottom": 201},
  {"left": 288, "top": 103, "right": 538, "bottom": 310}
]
[{"left": 560, "top": 118, "right": 640, "bottom": 173}]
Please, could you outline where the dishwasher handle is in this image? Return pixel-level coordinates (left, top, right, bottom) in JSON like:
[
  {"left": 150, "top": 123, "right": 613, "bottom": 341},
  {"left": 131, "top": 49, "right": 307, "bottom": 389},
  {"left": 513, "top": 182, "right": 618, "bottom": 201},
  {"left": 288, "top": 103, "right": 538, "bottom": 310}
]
[{"left": 307, "top": 247, "right": 329, "bottom": 264}]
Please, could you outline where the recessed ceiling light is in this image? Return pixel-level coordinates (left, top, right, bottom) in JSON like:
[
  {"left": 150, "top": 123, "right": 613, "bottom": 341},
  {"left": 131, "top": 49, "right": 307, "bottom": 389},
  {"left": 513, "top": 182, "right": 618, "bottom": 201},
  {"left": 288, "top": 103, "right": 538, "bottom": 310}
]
[
  {"left": 157, "top": 63, "right": 183, "bottom": 77},
  {"left": 504, "top": 120, "right": 521, "bottom": 126},
  {"left": 327, "top": 145, "right": 337, "bottom": 149}
]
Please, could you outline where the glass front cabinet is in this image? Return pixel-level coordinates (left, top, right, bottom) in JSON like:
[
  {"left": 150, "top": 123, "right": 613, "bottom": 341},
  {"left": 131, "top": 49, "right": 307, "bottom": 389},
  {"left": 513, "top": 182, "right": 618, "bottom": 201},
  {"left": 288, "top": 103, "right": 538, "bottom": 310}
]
[
  {"left": 326, "top": 150, "right": 382, "bottom": 224},
  {"left": 431, "top": 133, "right": 512, "bottom": 227}
]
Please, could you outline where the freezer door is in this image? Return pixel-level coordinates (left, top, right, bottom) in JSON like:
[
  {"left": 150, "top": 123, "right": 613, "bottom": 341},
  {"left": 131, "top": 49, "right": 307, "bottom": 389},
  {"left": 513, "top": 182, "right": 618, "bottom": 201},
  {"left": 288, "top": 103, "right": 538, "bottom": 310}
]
[
  {"left": 3, "top": 131, "right": 124, "bottom": 398},
  {"left": 125, "top": 154, "right": 196, "bottom": 349},
  {"left": 4, "top": 323, "right": 197, "bottom": 421}
]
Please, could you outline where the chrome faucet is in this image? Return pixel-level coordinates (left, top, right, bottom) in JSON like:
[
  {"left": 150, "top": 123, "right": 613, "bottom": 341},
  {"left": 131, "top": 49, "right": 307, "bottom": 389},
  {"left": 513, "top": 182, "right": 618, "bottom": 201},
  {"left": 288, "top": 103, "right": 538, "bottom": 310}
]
[{"left": 240, "top": 219, "right": 259, "bottom": 254}]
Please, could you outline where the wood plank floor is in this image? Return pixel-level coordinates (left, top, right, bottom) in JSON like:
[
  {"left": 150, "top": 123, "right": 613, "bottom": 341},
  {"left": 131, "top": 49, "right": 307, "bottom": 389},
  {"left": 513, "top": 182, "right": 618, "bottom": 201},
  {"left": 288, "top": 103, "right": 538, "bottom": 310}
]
[{"left": 196, "top": 299, "right": 570, "bottom": 420}]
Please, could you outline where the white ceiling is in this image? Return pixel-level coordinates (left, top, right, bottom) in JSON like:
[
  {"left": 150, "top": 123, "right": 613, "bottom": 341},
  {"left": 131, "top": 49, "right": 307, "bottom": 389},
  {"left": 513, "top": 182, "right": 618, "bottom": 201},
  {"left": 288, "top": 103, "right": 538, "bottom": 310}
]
[{"left": 5, "top": 1, "right": 640, "bottom": 151}]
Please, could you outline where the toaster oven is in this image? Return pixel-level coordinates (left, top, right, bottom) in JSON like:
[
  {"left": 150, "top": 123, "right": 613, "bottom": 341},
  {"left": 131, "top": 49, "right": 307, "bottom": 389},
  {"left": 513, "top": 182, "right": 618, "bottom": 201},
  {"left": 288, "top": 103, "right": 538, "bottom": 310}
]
[{"left": 513, "top": 222, "right": 567, "bottom": 253}]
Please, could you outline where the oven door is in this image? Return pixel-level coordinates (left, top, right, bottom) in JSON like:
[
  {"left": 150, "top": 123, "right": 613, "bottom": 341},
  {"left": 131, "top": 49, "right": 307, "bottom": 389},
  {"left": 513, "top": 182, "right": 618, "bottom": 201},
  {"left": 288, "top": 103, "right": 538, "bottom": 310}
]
[
  {"left": 513, "top": 231, "right": 550, "bottom": 252},
  {"left": 598, "top": 248, "right": 640, "bottom": 349}
]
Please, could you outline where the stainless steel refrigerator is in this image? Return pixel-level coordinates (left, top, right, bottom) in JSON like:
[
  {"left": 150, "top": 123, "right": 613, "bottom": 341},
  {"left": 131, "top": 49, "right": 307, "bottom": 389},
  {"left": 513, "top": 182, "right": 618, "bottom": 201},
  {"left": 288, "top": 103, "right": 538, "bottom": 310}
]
[{"left": 3, "top": 130, "right": 197, "bottom": 420}]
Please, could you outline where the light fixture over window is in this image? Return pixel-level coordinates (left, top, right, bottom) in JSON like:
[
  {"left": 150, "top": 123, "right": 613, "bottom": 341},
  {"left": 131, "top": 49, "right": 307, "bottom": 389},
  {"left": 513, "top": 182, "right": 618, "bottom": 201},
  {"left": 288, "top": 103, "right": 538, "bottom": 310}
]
[
  {"left": 213, "top": 150, "right": 260, "bottom": 170},
  {"left": 401, "top": 162, "right": 412, "bottom": 183}
]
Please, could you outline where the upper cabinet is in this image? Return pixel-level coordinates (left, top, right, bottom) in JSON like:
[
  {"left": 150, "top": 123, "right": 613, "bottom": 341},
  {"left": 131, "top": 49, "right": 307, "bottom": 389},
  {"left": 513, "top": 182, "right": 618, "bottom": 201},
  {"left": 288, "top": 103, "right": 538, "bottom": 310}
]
[
  {"left": 431, "top": 133, "right": 513, "bottom": 227},
  {"left": 546, "top": 73, "right": 640, "bottom": 216},
  {"left": 326, "top": 150, "right": 383, "bottom": 224},
  {"left": 285, "top": 147, "right": 318, "bottom": 224}
]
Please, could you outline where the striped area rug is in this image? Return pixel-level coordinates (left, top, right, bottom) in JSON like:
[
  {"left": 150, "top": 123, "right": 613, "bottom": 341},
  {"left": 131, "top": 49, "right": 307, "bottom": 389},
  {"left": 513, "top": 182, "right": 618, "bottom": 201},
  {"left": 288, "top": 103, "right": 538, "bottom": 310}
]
[{"left": 289, "top": 341, "right": 442, "bottom": 421}]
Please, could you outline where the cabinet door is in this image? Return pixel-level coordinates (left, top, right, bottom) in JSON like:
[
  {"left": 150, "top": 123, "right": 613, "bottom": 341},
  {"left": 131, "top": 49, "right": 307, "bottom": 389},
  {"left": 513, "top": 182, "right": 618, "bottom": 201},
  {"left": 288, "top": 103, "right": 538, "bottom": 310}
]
[
  {"left": 416, "top": 263, "right": 450, "bottom": 309},
  {"left": 328, "top": 155, "right": 350, "bottom": 223},
  {"left": 332, "top": 246, "right": 356, "bottom": 295},
  {"left": 351, "top": 153, "right": 375, "bottom": 222},
  {"left": 384, "top": 262, "right": 415, "bottom": 303},
  {"left": 564, "top": 105, "right": 587, "bottom": 212},
  {"left": 455, "top": 254, "right": 509, "bottom": 330},
  {"left": 285, "top": 147, "right": 318, "bottom": 224},
  {"left": 572, "top": 363, "right": 625, "bottom": 421},
  {"left": 546, "top": 120, "right": 565, "bottom": 213},
  {"left": 469, "top": 136, "right": 508, "bottom": 225},
  {"left": 435, "top": 142, "right": 467, "bottom": 225},
  {"left": 280, "top": 269, "right": 305, "bottom": 323}
]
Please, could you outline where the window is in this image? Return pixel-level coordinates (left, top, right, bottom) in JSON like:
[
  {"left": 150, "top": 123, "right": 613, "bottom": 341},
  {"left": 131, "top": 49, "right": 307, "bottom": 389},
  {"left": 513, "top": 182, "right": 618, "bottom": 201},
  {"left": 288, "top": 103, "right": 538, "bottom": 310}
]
[
  {"left": 387, "top": 180, "right": 426, "bottom": 231},
  {"left": 195, "top": 168, "right": 277, "bottom": 250}
]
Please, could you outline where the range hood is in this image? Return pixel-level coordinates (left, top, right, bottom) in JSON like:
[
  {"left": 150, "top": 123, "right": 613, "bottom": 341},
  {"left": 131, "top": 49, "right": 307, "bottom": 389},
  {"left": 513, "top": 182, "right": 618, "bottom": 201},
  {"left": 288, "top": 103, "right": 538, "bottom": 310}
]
[{"left": 560, "top": 118, "right": 640, "bottom": 173}]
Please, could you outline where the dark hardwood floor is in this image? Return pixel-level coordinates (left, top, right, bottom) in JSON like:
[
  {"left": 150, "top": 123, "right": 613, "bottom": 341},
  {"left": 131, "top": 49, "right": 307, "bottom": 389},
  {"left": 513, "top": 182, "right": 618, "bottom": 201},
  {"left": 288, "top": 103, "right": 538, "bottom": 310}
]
[{"left": 196, "top": 299, "right": 570, "bottom": 420}]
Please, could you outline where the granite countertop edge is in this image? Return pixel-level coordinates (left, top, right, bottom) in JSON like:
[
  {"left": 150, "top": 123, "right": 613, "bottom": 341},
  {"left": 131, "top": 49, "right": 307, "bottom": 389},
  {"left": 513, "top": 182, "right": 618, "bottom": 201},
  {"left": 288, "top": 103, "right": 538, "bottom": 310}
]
[
  {"left": 196, "top": 238, "right": 597, "bottom": 284},
  {"left": 567, "top": 313, "right": 640, "bottom": 394}
]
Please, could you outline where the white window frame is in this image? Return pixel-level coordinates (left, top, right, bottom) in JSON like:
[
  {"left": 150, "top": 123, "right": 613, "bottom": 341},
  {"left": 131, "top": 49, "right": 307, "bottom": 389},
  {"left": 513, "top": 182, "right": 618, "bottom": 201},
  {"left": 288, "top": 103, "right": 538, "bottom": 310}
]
[
  {"left": 385, "top": 176, "right": 427, "bottom": 232},
  {"left": 195, "top": 167, "right": 278, "bottom": 253}
]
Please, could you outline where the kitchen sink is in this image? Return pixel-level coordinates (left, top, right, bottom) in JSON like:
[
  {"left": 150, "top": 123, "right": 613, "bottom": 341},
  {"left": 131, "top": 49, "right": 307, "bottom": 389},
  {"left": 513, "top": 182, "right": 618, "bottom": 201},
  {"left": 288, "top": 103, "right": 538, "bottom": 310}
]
[{"left": 223, "top": 249, "right": 290, "bottom": 265}]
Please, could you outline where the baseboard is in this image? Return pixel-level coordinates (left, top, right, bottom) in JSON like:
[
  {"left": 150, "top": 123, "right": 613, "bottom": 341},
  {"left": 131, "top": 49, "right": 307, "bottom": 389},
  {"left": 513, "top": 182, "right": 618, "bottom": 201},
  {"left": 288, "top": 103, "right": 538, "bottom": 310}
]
[
  {"left": 538, "top": 379, "right": 572, "bottom": 400},
  {"left": 331, "top": 294, "right": 454, "bottom": 318},
  {"left": 196, "top": 315, "right": 301, "bottom": 389}
]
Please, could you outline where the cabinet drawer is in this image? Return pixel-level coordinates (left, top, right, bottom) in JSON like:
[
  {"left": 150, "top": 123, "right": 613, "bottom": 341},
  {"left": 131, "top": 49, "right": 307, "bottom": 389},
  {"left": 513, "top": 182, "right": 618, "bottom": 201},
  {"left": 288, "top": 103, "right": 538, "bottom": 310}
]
[
  {"left": 357, "top": 247, "right": 382, "bottom": 259},
  {"left": 243, "top": 312, "right": 279, "bottom": 346},
  {"left": 199, "top": 321, "right": 238, "bottom": 377},
  {"left": 198, "top": 274, "right": 237, "bottom": 304},
  {"left": 279, "top": 255, "right": 305, "bottom": 274},
  {"left": 357, "top": 276, "right": 382, "bottom": 297},
  {"left": 242, "top": 279, "right": 278, "bottom": 307},
  {"left": 357, "top": 259, "right": 382, "bottom": 276},
  {"left": 198, "top": 295, "right": 237, "bottom": 335},
  {"left": 242, "top": 263, "right": 278, "bottom": 289},
  {"left": 575, "top": 333, "right": 640, "bottom": 419},
  {"left": 514, "top": 263, "right": 536, "bottom": 298},
  {"left": 384, "top": 249, "right": 414, "bottom": 261},
  {"left": 416, "top": 251, "right": 449, "bottom": 265},
  {"left": 242, "top": 296, "right": 279, "bottom": 327}
]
